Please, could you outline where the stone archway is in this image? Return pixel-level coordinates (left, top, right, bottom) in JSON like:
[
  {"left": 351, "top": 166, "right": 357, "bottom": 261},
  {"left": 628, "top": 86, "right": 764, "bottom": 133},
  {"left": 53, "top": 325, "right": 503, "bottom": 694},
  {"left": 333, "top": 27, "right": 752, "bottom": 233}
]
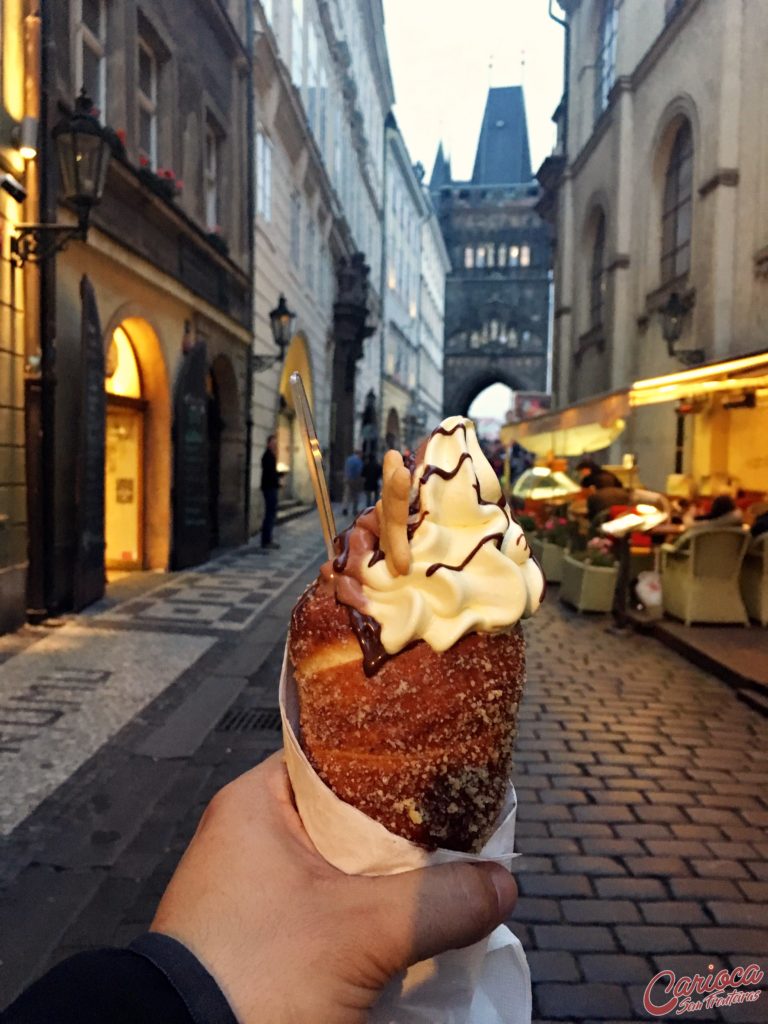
[
  {"left": 278, "top": 333, "right": 314, "bottom": 502},
  {"left": 208, "top": 353, "right": 243, "bottom": 548},
  {"left": 104, "top": 316, "right": 171, "bottom": 571},
  {"left": 446, "top": 365, "right": 529, "bottom": 419},
  {"left": 385, "top": 407, "right": 401, "bottom": 450}
]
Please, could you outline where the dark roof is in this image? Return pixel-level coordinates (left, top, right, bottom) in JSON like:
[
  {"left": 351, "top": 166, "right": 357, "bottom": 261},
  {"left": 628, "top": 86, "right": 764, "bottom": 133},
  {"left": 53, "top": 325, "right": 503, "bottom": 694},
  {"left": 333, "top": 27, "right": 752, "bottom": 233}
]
[
  {"left": 471, "top": 86, "right": 532, "bottom": 186},
  {"left": 429, "top": 141, "right": 452, "bottom": 189}
]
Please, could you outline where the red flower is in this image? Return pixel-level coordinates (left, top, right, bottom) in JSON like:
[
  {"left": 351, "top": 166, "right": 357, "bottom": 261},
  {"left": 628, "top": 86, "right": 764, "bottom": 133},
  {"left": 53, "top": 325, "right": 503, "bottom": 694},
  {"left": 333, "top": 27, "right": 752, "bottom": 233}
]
[
  {"left": 139, "top": 155, "right": 149, "bottom": 167},
  {"left": 116, "top": 128, "right": 127, "bottom": 144}
]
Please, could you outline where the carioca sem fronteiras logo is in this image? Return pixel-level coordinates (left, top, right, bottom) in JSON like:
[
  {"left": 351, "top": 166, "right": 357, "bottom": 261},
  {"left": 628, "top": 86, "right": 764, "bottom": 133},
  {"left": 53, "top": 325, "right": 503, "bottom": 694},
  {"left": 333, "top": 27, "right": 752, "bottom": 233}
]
[{"left": 643, "top": 963, "right": 764, "bottom": 1016}]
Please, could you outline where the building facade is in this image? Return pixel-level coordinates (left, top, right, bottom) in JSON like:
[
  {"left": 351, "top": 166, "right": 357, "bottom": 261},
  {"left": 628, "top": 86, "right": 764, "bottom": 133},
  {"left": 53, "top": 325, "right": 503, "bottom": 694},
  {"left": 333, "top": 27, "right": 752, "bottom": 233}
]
[
  {"left": 380, "top": 115, "right": 430, "bottom": 451},
  {"left": 26, "top": 0, "right": 253, "bottom": 618},
  {"left": 0, "top": 0, "right": 32, "bottom": 633},
  {"left": 540, "top": 0, "right": 768, "bottom": 493},
  {"left": 250, "top": 0, "right": 393, "bottom": 509},
  {"left": 416, "top": 190, "right": 450, "bottom": 433},
  {"left": 431, "top": 87, "right": 551, "bottom": 419}
]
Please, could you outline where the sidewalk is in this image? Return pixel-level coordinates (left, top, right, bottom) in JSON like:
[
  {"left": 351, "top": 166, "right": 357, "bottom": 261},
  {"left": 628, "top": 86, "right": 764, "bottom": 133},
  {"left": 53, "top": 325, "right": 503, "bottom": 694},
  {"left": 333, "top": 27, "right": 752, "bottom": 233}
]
[{"left": 0, "top": 510, "right": 325, "bottom": 1003}]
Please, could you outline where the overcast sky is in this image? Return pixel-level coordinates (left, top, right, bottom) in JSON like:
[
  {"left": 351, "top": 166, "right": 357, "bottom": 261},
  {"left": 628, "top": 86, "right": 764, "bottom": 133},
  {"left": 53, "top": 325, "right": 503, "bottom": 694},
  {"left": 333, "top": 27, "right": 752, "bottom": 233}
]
[{"left": 383, "top": 0, "right": 565, "bottom": 180}]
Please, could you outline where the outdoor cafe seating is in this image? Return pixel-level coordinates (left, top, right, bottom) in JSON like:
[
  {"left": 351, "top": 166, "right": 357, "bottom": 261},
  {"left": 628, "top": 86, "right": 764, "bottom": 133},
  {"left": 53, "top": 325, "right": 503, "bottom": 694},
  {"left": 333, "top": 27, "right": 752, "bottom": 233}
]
[
  {"left": 740, "top": 533, "right": 768, "bottom": 627},
  {"left": 660, "top": 528, "right": 751, "bottom": 627}
]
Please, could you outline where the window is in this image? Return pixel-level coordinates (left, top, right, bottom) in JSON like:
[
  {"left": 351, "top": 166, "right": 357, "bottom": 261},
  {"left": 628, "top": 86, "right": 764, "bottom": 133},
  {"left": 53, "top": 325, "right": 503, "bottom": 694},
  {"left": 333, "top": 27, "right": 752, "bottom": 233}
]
[
  {"left": 262, "top": 0, "right": 273, "bottom": 24},
  {"left": 305, "top": 218, "right": 316, "bottom": 289},
  {"left": 661, "top": 120, "right": 693, "bottom": 283},
  {"left": 318, "top": 64, "right": 327, "bottom": 152},
  {"left": 204, "top": 119, "right": 220, "bottom": 230},
  {"left": 464, "top": 246, "right": 474, "bottom": 269},
  {"left": 487, "top": 243, "right": 496, "bottom": 268},
  {"left": 137, "top": 37, "right": 157, "bottom": 167},
  {"left": 498, "top": 243, "right": 507, "bottom": 266},
  {"left": 594, "top": 0, "right": 618, "bottom": 121},
  {"left": 508, "top": 245, "right": 520, "bottom": 267},
  {"left": 291, "top": 0, "right": 304, "bottom": 86},
  {"left": 476, "top": 246, "right": 486, "bottom": 268},
  {"left": 290, "top": 190, "right": 301, "bottom": 265},
  {"left": 256, "top": 129, "right": 272, "bottom": 220},
  {"left": 520, "top": 245, "right": 531, "bottom": 268},
  {"left": 306, "top": 25, "right": 318, "bottom": 130},
  {"left": 589, "top": 212, "right": 606, "bottom": 328},
  {"left": 76, "top": 0, "right": 107, "bottom": 117}
]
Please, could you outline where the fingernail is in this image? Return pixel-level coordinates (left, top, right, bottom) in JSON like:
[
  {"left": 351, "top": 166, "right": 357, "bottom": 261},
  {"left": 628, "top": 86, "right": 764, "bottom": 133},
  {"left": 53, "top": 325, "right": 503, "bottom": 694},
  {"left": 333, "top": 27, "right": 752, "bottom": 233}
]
[{"left": 487, "top": 864, "right": 517, "bottom": 917}]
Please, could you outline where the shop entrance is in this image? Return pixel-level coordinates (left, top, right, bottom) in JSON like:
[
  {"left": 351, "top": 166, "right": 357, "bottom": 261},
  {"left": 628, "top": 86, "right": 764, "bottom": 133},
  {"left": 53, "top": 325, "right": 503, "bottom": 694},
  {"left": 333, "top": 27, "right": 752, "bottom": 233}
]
[{"left": 105, "top": 326, "right": 146, "bottom": 569}]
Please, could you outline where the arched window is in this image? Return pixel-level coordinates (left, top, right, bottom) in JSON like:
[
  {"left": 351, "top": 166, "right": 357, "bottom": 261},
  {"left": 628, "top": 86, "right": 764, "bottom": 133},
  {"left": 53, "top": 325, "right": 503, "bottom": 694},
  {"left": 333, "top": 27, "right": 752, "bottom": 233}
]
[
  {"left": 661, "top": 120, "right": 693, "bottom": 283},
  {"left": 589, "top": 211, "right": 606, "bottom": 328},
  {"left": 595, "top": 0, "right": 618, "bottom": 120}
]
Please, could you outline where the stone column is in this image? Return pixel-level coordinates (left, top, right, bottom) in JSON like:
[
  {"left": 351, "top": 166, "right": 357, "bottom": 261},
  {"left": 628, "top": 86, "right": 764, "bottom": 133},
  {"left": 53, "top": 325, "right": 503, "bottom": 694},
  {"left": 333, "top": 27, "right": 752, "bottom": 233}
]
[{"left": 329, "top": 253, "right": 374, "bottom": 501}]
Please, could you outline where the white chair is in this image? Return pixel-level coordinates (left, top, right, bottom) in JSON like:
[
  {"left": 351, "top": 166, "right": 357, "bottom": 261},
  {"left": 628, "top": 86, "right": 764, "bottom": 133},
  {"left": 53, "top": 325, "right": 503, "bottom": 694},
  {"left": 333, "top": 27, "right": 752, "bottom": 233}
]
[
  {"left": 661, "top": 528, "right": 750, "bottom": 626},
  {"left": 740, "top": 534, "right": 768, "bottom": 627}
]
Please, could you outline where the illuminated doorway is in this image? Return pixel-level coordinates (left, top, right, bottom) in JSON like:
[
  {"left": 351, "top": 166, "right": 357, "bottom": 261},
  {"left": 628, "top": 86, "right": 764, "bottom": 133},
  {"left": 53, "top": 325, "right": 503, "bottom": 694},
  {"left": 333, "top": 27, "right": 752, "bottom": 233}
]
[
  {"left": 278, "top": 334, "right": 314, "bottom": 502},
  {"left": 104, "top": 326, "right": 146, "bottom": 570}
]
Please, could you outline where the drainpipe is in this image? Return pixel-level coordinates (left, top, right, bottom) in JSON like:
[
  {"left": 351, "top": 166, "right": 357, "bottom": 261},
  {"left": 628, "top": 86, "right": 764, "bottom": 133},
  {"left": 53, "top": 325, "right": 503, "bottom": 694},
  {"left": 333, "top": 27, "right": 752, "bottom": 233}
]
[{"left": 243, "top": 0, "right": 256, "bottom": 540}]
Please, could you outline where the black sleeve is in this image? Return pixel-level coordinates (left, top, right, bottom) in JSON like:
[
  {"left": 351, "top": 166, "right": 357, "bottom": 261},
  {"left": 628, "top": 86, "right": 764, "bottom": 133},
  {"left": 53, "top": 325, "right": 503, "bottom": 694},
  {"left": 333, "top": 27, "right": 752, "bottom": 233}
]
[{"left": 2, "top": 933, "right": 238, "bottom": 1024}]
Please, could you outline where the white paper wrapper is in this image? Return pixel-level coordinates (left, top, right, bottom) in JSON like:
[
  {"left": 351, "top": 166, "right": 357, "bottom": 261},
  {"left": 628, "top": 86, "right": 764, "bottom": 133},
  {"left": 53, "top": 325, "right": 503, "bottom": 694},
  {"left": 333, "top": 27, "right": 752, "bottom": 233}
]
[{"left": 279, "top": 648, "right": 532, "bottom": 1024}]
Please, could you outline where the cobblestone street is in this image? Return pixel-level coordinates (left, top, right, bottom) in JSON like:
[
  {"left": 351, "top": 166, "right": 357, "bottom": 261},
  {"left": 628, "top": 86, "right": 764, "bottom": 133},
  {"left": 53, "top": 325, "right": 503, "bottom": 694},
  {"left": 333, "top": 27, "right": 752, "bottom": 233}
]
[
  {"left": 517, "top": 603, "right": 768, "bottom": 1022},
  {"left": 0, "top": 514, "right": 766, "bottom": 1021}
]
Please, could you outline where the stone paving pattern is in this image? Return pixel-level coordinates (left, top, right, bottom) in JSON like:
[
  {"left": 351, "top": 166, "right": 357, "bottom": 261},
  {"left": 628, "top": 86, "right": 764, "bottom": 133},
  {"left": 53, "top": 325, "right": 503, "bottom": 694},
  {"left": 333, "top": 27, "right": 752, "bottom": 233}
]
[
  {"left": 517, "top": 603, "right": 768, "bottom": 1022},
  {"left": 0, "top": 518, "right": 767, "bottom": 1020}
]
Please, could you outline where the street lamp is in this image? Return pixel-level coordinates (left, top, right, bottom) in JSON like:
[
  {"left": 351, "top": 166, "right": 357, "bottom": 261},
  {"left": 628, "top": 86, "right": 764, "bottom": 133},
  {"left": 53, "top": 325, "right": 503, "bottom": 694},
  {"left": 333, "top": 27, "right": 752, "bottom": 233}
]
[
  {"left": 12, "top": 91, "right": 114, "bottom": 265},
  {"left": 658, "top": 291, "right": 703, "bottom": 366},
  {"left": 253, "top": 294, "right": 297, "bottom": 371}
]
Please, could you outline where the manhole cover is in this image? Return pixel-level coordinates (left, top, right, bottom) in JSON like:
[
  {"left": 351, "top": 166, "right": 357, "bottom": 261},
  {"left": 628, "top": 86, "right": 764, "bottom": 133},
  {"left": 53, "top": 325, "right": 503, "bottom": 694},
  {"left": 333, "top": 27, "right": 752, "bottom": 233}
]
[{"left": 216, "top": 707, "right": 282, "bottom": 733}]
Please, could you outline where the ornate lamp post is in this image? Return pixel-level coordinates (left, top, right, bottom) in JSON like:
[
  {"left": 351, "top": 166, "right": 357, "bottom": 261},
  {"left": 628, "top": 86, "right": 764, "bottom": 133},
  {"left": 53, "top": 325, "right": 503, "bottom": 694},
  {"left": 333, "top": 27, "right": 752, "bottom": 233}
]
[
  {"left": 253, "top": 294, "right": 296, "bottom": 372},
  {"left": 658, "top": 291, "right": 703, "bottom": 366},
  {"left": 12, "top": 91, "right": 113, "bottom": 265}
]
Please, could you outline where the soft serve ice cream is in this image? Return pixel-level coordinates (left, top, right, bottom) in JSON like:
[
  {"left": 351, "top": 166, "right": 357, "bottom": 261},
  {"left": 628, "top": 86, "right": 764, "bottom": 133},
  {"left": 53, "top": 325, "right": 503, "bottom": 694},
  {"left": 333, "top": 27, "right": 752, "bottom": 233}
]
[{"left": 324, "top": 416, "right": 544, "bottom": 665}]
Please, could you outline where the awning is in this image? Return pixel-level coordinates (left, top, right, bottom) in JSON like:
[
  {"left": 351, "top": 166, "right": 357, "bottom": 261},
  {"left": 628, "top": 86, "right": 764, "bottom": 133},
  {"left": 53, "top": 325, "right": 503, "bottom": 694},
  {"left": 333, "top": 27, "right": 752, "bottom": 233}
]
[
  {"left": 501, "top": 349, "right": 768, "bottom": 456},
  {"left": 501, "top": 390, "right": 629, "bottom": 456}
]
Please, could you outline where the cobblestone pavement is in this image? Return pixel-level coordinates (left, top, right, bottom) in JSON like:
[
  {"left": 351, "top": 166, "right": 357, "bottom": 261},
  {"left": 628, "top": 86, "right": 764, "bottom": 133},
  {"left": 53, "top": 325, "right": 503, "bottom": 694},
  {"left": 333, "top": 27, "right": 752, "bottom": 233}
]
[
  {"left": 1, "top": 530, "right": 767, "bottom": 1020},
  {"left": 516, "top": 601, "right": 768, "bottom": 1022}
]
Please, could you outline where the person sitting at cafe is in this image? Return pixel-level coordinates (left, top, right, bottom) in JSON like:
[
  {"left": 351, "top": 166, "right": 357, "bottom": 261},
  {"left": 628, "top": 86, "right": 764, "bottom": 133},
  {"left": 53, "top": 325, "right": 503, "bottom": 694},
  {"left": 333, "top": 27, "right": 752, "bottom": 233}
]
[
  {"left": 752, "top": 509, "right": 768, "bottom": 538},
  {"left": 575, "top": 457, "right": 624, "bottom": 490},
  {"left": 686, "top": 494, "right": 743, "bottom": 531}
]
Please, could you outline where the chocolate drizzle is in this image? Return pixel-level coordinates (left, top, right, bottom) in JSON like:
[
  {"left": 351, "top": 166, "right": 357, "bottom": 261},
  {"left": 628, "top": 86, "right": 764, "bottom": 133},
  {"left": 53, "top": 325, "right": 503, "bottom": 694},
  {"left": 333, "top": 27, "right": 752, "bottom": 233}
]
[
  {"left": 347, "top": 606, "right": 390, "bottom": 676},
  {"left": 419, "top": 451, "right": 472, "bottom": 486},
  {"left": 425, "top": 532, "right": 505, "bottom": 578}
]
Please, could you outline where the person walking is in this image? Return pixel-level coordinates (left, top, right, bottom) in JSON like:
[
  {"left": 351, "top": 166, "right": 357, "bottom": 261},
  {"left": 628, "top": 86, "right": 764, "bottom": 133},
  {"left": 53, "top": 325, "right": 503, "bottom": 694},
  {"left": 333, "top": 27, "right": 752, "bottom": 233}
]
[
  {"left": 363, "top": 453, "right": 381, "bottom": 508},
  {"left": 342, "top": 449, "right": 363, "bottom": 516},
  {"left": 260, "top": 434, "right": 280, "bottom": 551}
]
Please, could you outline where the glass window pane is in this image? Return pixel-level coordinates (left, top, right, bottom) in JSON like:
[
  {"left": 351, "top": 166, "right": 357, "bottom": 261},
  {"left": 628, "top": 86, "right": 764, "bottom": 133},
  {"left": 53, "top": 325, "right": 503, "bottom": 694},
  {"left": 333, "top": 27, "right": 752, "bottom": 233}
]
[
  {"left": 83, "top": 45, "right": 101, "bottom": 107},
  {"left": 139, "top": 45, "right": 153, "bottom": 98},
  {"left": 509, "top": 245, "right": 519, "bottom": 266},
  {"left": 675, "top": 242, "right": 690, "bottom": 278},
  {"left": 82, "top": 0, "right": 102, "bottom": 37},
  {"left": 139, "top": 108, "right": 153, "bottom": 158}
]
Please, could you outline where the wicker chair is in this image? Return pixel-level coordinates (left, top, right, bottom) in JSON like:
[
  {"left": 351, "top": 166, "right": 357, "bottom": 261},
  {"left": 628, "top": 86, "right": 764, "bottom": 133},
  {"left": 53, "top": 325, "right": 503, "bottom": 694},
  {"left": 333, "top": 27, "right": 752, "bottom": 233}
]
[
  {"left": 740, "top": 534, "right": 768, "bottom": 627},
  {"left": 660, "top": 528, "right": 750, "bottom": 626}
]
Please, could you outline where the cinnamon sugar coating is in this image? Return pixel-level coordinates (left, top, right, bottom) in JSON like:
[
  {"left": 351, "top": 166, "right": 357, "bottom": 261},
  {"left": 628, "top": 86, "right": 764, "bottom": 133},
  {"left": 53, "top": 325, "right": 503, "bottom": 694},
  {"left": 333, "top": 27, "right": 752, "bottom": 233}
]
[{"left": 289, "top": 581, "right": 525, "bottom": 852}]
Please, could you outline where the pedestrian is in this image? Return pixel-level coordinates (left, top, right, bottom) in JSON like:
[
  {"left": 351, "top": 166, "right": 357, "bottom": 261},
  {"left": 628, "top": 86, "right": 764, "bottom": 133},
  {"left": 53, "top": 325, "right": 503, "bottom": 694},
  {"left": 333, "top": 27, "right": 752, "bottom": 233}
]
[
  {"left": 688, "top": 493, "right": 743, "bottom": 531},
  {"left": 1, "top": 753, "right": 517, "bottom": 1024},
  {"left": 363, "top": 453, "right": 381, "bottom": 508},
  {"left": 342, "top": 449, "right": 363, "bottom": 516},
  {"left": 260, "top": 434, "right": 280, "bottom": 551},
  {"left": 575, "top": 457, "right": 623, "bottom": 490}
]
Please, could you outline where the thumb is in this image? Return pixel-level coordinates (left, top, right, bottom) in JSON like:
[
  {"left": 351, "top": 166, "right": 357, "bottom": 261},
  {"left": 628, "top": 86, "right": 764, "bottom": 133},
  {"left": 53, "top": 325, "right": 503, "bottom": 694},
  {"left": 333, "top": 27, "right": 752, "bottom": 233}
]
[{"left": 369, "top": 861, "right": 517, "bottom": 968}]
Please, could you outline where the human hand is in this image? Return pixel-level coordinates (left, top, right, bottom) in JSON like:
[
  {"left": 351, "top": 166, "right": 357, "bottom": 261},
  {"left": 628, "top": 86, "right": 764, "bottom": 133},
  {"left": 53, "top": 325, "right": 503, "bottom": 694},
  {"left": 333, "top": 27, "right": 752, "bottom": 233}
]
[{"left": 151, "top": 752, "right": 517, "bottom": 1023}]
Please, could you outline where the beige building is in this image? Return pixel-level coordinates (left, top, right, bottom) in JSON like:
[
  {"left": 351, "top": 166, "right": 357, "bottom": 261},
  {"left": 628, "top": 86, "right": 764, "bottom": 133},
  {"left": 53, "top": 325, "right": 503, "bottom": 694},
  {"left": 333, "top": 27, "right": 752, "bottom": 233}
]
[
  {"left": 532, "top": 0, "right": 768, "bottom": 495},
  {"left": 416, "top": 193, "right": 450, "bottom": 433},
  {"left": 250, "top": 0, "right": 392, "bottom": 514},
  {"left": 0, "top": 0, "right": 32, "bottom": 632}
]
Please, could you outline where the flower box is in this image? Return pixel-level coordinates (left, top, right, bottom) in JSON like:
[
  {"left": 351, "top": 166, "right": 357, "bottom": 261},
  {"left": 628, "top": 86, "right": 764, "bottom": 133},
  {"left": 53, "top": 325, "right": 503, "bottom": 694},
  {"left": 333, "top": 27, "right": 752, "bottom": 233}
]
[
  {"left": 530, "top": 537, "right": 566, "bottom": 584},
  {"left": 560, "top": 553, "right": 618, "bottom": 613}
]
